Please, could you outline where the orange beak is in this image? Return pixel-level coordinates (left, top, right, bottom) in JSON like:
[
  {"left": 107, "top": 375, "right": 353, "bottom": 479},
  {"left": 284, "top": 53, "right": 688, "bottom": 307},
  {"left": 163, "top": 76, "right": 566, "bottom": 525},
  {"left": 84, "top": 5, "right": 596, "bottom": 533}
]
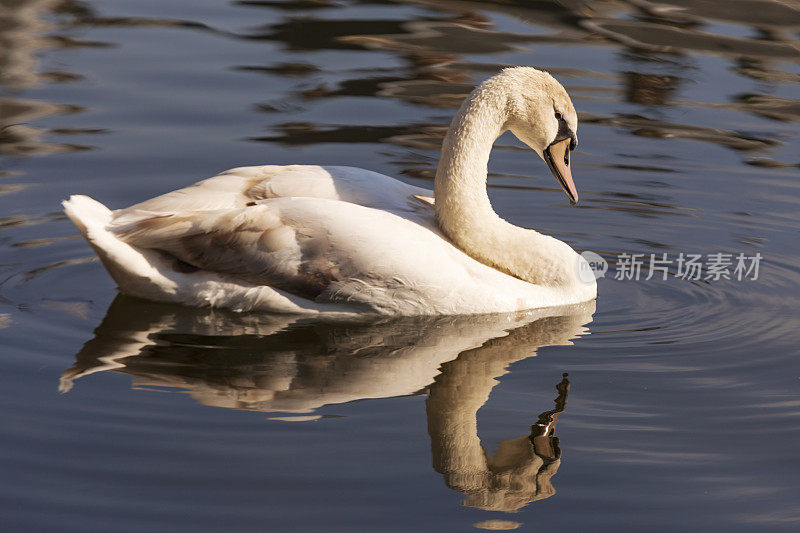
[{"left": 543, "top": 138, "right": 578, "bottom": 205}]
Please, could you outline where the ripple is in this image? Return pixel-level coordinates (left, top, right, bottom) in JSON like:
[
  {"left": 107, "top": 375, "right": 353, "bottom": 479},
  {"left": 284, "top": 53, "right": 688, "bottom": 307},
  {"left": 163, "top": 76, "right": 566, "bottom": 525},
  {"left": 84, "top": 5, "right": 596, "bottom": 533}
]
[
  {"left": 584, "top": 19, "right": 800, "bottom": 60},
  {"left": 581, "top": 112, "right": 779, "bottom": 152},
  {"left": 1, "top": 0, "right": 799, "bottom": 529},
  {"left": 627, "top": 0, "right": 800, "bottom": 28}
]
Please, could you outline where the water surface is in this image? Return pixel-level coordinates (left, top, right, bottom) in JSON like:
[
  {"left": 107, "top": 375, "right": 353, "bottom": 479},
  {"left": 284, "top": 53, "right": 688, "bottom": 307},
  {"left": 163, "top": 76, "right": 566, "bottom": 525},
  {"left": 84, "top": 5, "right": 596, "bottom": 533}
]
[{"left": 1, "top": 0, "right": 799, "bottom": 531}]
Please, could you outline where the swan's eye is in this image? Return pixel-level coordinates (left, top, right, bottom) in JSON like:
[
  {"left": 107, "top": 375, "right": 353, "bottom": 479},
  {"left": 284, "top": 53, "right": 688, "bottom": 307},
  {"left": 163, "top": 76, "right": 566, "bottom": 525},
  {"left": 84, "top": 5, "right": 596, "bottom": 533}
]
[{"left": 555, "top": 111, "right": 563, "bottom": 120}]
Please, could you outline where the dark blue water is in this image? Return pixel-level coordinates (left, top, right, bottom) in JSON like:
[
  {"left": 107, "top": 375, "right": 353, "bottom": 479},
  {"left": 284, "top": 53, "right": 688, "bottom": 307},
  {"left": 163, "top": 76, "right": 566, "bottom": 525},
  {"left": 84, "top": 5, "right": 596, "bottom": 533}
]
[{"left": 1, "top": 1, "right": 799, "bottom": 531}]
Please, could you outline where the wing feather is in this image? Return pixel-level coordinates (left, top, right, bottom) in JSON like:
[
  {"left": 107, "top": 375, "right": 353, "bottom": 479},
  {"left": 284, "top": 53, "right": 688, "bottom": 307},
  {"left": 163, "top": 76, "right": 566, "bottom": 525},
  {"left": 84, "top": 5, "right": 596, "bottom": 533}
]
[
  {"left": 105, "top": 164, "right": 435, "bottom": 303},
  {"left": 111, "top": 204, "right": 337, "bottom": 299},
  {"left": 112, "top": 165, "right": 433, "bottom": 227}
]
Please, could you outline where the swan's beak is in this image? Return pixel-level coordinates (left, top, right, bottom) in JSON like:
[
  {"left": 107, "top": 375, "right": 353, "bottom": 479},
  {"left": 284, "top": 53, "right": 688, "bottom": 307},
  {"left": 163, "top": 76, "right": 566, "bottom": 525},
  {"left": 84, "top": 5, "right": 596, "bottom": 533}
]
[{"left": 543, "top": 138, "right": 578, "bottom": 205}]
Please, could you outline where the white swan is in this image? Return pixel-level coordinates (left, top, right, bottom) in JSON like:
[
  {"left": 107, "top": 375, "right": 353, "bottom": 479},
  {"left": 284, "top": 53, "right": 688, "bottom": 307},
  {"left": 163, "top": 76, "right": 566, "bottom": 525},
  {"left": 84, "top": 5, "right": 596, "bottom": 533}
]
[{"left": 63, "top": 67, "right": 596, "bottom": 315}]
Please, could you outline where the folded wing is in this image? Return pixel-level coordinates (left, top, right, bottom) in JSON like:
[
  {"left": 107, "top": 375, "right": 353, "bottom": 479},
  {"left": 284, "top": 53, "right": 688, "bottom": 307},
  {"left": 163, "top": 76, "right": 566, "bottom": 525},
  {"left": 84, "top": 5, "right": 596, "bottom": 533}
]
[{"left": 111, "top": 204, "right": 338, "bottom": 300}]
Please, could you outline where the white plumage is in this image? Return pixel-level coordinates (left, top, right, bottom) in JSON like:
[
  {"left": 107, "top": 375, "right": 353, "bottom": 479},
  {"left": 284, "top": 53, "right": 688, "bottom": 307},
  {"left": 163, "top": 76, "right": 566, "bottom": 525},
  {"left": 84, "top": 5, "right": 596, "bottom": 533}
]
[{"left": 63, "top": 68, "right": 597, "bottom": 316}]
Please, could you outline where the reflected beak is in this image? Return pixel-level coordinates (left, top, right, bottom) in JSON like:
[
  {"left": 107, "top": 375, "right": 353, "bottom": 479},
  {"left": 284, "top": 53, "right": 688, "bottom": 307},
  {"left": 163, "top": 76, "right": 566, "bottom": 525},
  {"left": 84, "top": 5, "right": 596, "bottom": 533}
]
[{"left": 543, "top": 138, "right": 578, "bottom": 205}]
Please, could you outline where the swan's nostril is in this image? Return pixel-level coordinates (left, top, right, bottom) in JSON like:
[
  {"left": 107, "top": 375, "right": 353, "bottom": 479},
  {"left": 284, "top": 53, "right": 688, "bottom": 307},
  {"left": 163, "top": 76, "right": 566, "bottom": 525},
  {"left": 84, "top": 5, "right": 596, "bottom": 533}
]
[{"left": 564, "top": 151, "right": 569, "bottom": 166}]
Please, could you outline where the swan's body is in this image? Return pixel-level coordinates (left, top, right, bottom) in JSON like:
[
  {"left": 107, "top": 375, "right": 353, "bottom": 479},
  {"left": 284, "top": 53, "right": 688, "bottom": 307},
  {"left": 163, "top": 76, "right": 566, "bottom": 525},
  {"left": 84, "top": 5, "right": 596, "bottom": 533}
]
[{"left": 64, "top": 68, "right": 597, "bottom": 315}]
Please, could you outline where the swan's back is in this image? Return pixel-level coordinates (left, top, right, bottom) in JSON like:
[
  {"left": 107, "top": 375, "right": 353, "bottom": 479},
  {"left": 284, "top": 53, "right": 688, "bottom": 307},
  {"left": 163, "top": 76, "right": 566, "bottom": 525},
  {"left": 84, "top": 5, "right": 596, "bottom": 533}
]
[{"left": 114, "top": 165, "right": 432, "bottom": 224}]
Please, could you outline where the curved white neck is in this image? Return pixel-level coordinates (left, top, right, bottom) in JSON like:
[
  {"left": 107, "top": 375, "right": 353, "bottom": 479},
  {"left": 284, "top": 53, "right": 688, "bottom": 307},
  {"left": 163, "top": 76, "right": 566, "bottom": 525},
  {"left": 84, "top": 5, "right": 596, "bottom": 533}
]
[{"left": 434, "top": 82, "right": 574, "bottom": 287}]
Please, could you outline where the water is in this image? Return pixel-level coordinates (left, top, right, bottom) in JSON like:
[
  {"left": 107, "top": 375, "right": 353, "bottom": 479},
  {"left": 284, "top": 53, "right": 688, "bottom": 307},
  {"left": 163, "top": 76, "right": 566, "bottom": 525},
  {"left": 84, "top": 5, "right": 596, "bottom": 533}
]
[{"left": 1, "top": 0, "right": 799, "bottom": 530}]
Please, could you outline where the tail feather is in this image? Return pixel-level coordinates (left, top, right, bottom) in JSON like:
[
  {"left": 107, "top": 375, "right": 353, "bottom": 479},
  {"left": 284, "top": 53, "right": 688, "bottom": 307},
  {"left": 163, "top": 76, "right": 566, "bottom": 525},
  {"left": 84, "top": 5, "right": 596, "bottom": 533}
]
[
  {"left": 62, "top": 195, "right": 113, "bottom": 235},
  {"left": 62, "top": 195, "right": 175, "bottom": 297}
]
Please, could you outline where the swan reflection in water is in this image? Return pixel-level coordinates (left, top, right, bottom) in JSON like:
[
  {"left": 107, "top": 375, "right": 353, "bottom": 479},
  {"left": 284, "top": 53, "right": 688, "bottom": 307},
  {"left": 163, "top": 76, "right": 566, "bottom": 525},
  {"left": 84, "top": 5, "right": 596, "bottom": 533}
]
[{"left": 61, "top": 296, "right": 594, "bottom": 512}]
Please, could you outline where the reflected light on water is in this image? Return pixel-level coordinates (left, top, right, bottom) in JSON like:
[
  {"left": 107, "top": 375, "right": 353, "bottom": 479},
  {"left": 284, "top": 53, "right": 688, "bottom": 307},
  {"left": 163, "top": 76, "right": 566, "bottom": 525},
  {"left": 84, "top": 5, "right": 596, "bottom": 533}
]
[{"left": 1, "top": 0, "right": 799, "bottom": 530}]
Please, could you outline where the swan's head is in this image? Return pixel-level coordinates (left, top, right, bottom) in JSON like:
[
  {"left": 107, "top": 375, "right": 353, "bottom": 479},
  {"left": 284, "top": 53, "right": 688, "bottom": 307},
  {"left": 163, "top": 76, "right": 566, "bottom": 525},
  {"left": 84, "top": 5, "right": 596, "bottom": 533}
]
[{"left": 496, "top": 68, "right": 580, "bottom": 204}]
